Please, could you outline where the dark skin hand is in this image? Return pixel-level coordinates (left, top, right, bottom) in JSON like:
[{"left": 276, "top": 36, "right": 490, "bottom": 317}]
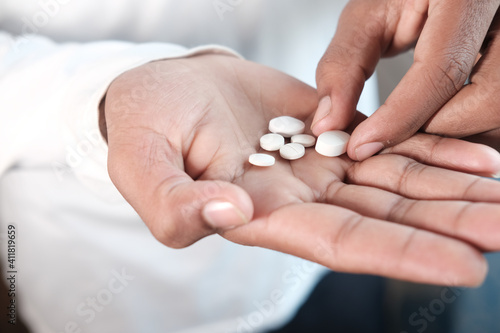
[
  {"left": 103, "top": 54, "right": 500, "bottom": 286},
  {"left": 314, "top": 0, "right": 500, "bottom": 163}
]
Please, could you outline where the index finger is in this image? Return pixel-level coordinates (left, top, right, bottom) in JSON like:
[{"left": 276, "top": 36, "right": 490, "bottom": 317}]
[
  {"left": 348, "top": 0, "right": 499, "bottom": 160},
  {"left": 313, "top": 0, "right": 427, "bottom": 135}
]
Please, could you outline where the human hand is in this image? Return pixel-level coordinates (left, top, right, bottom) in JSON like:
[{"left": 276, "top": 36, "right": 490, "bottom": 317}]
[
  {"left": 464, "top": 128, "right": 500, "bottom": 154},
  {"left": 103, "top": 54, "right": 500, "bottom": 286},
  {"left": 313, "top": 0, "right": 500, "bottom": 163}
]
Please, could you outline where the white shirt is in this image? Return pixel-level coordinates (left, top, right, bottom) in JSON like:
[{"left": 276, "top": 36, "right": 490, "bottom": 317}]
[{"left": 0, "top": 1, "right": 379, "bottom": 332}]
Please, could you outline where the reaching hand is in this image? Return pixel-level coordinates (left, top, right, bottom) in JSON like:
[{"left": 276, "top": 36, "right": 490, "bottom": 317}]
[
  {"left": 103, "top": 54, "right": 500, "bottom": 286},
  {"left": 313, "top": 0, "right": 500, "bottom": 161}
]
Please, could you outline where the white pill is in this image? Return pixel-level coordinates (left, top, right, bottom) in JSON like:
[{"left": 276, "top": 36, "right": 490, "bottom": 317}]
[
  {"left": 280, "top": 143, "right": 305, "bottom": 160},
  {"left": 315, "top": 130, "right": 351, "bottom": 157},
  {"left": 291, "top": 134, "right": 316, "bottom": 148},
  {"left": 260, "top": 133, "right": 285, "bottom": 151},
  {"left": 268, "top": 116, "right": 305, "bottom": 138},
  {"left": 249, "top": 153, "right": 275, "bottom": 167}
]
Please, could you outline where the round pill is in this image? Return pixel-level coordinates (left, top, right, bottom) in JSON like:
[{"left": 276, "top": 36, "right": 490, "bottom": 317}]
[
  {"left": 291, "top": 134, "right": 316, "bottom": 147},
  {"left": 268, "top": 116, "right": 305, "bottom": 138},
  {"left": 260, "top": 133, "right": 285, "bottom": 151},
  {"left": 249, "top": 153, "right": 275, "bottom": 167},
  {"left": 280, "top": 143, "right": 305, "bottom": 160},
  {"left": 315, "top": 130, "right": 351, "bottom": 157}
]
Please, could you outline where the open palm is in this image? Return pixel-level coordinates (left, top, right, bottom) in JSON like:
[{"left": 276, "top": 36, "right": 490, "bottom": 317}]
[{"left": 104, "top": 54, "right": 500, "bottom": 286}]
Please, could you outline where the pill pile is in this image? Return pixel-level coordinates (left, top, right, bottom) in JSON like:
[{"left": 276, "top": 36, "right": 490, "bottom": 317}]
[{"left": 249, "top": 116, "right": 351, "bottom": 167}]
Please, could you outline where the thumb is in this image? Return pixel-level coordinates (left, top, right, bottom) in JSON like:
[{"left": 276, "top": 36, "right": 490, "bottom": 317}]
[{"left": 107, "top": 131, "right": 253, "bottom": 249}]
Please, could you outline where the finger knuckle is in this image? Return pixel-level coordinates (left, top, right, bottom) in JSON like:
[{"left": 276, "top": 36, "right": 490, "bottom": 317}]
[
  {"left": 396, "top": 160, "right": 425, "bottom": 194},
  {"left": 317, "top": 44, "right": 369, "bottom": 88},
  {"left": 386, "top": 197, "right": 418, "bottom": 223},
  {"left": 452, "top": 203, "right": 474, "bottom": 237},
  {"left": 330, "top": 214, "right": 363, "bottom": 258},
  {"left": 431, "top": 55, "right": 471, "bottom": 99},
  {"left": 318, "top": 44, "right": 353, "bottom": 74}
]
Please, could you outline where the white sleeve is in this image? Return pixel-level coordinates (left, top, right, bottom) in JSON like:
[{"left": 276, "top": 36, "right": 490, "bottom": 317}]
[{"left": 0, "top": 32, "right": 240, "bottom": 199}]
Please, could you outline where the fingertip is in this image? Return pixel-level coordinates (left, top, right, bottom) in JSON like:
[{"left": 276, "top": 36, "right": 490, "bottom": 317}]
[
  {"left": 311, "top": 96, "right": 357, "bottom": 137},
  {"left": 229, "top": 183, "right": 254, "bottom": 222},
  {"left": 201, "top": 183, "right": 254, "bottom": 231},
  {"left": 152, "top": 180, "right": 254, "bottom": 248},
  {"left": 403, "top": 232, "right": 488, "bottom": 288},
  {"left": 469, "top": 144, "right": 500, "bottom": 178},
  {"left": 311, "top": 96, "right": 332, "bottom": 135},
  {"left": 437, "top": 139, "right": 500, "bottom": 176},
  {"left": 458, "top": 254, "right": 488, "bottom": 288},
  {"left": 353, "top": 142, "right": 385, "bottom": 161},
  {"left": 346, "top": 124, "right": 385, "bottom": 161},
  {"left": 484, "top": 148, "right": 500, "bottom": 179},
  {"left": 346, "top": 108, "right": 414, "bottom": 161},
  {"left": 438, "top": 240, "right": 488, "bottom": 288},
  {"left": 202, "top": 200, "right": 249, "bottom": 230}
]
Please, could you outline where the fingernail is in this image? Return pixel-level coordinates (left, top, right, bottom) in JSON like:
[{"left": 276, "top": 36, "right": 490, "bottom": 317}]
[
  {"left": 202, "top": 201, "right": 248, "bottom": 230},
  {"left": 355, "top": 142, "right": 384, "bottom": 161},
  {"left": 311, "top": 96, "right": 332, "bottom": 131}
]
